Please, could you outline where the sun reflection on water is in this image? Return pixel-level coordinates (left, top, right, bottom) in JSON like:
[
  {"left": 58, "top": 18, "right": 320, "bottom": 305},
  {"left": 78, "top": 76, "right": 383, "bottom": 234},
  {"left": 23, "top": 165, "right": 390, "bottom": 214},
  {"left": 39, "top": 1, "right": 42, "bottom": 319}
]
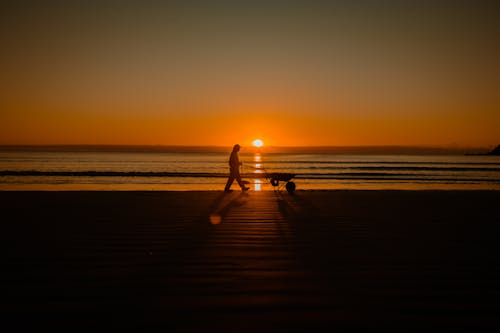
[
  {"left": 254, "top": 179, "right": 262, "bottom": 191},
  {"left": 253, "top": 152, "right": 265, "bottom": 190}
]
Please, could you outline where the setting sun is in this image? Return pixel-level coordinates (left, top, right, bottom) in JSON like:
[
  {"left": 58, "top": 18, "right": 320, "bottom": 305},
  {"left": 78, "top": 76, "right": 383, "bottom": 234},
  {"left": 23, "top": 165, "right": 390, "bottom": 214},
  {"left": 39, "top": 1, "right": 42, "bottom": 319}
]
[{"left": 252, "top": 139, "right": 264, "bottom": 147}]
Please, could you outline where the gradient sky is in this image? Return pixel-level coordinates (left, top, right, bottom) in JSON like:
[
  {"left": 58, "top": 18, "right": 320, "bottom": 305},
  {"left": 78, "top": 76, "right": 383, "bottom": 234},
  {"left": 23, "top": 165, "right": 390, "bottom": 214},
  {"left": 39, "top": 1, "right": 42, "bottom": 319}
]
[{"left": 1, "top": 0, "right": 499, "bottom": 147}]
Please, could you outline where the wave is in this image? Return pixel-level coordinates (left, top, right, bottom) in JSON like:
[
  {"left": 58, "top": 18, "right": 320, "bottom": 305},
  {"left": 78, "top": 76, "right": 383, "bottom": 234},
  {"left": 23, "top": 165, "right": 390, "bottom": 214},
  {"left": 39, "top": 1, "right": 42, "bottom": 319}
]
[
  {"left": 295, "top": 174, "right": 500, "bottom": 182},
  {"left": 267, "top": 160, "right": 500, "bottom": 166},
  {"left": 2, "top": 170, "right": 499, "bottom": 183},
  {"left": 0, "top": 171, "right": 229, "bottom": 178},
  {"left": 262, "top": 166, "right": 500, "bottom": 172}
]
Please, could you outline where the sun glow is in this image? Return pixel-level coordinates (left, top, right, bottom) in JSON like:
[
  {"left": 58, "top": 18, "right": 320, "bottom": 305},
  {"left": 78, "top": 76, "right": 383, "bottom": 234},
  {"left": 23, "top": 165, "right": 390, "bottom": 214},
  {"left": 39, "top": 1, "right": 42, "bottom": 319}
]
[{"left": 252, "top": 139, "right": 264, "bottom": 147}]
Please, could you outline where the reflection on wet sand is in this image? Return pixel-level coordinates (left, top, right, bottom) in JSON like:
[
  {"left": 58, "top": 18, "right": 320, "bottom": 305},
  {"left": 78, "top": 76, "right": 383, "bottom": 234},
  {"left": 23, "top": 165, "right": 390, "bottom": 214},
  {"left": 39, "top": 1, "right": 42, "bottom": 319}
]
[
  {"left": 208, "top": 192, "right": 249, "bottom": 224},
  {"left": 209, "top": 214, "right": 222, "bottom": 225}
]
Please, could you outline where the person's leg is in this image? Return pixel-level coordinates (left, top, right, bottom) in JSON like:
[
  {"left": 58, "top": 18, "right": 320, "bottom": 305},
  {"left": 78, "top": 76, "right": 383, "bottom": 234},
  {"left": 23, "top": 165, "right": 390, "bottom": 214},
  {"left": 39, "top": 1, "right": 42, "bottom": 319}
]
[
  {"left": 234, "top": 171, "right": 248, "bottom": 190},
  {"left": 224, "top": 175, "right": 235, "bottom": 191}
]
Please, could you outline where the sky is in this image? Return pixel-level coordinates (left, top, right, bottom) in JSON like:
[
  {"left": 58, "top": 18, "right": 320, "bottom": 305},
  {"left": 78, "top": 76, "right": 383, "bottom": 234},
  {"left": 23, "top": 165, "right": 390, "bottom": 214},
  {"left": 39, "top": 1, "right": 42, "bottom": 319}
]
[{"left": 1, "top": 0, "right": 499, "bottom": 148}]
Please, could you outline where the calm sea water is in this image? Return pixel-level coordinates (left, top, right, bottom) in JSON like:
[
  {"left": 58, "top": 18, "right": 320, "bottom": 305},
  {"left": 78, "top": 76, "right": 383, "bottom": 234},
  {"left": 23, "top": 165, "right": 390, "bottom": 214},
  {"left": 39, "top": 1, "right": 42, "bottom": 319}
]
[{"left": 1, "top": 151, "right": 500, "bottom": 190}]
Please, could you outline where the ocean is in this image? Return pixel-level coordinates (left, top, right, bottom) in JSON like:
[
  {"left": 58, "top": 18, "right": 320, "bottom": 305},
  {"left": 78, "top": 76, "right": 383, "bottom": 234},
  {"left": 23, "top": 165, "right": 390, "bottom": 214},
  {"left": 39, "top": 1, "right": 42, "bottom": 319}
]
[{"left": 1, "top": 149, "right": 500, "bottom": 190}]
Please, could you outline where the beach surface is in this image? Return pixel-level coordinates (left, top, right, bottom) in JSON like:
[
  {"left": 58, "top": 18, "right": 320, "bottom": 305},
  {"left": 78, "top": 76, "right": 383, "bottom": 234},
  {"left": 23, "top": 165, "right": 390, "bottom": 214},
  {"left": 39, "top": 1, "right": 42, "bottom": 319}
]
[{"left": 2, "top": 190, "right": 500, "bottom": 331}]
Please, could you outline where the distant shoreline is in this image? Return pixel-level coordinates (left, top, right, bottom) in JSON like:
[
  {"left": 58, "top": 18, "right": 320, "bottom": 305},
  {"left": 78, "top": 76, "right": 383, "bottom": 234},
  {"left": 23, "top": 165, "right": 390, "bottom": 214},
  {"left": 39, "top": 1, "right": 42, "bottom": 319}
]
[
  {"left": 465, "top": 145, "right": 500, "bottom": 156},
  {"left": 0, "top": 144, "right": 492, "bottom": 155}
]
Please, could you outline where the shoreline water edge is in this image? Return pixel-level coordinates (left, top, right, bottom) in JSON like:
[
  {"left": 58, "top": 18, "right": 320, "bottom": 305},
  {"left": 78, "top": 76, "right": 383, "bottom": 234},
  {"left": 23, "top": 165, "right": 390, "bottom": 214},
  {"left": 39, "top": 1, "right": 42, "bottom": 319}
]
[{"left": 1, "top": 150, "right": 500, "bottom": 191}]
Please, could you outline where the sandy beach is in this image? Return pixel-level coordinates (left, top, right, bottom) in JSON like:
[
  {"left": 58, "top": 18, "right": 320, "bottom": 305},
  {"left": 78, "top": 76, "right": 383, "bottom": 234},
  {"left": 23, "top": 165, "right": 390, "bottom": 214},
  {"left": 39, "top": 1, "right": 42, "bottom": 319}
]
[{"left": 2, "top": 190, "right": 500, "bottom": 331}]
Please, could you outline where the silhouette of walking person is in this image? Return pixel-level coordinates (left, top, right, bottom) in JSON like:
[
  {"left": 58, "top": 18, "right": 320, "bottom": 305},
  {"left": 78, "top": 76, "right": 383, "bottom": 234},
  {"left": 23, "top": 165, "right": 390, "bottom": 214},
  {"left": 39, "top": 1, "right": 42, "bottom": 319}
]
[{"left": 224, "top": 144, "right": 249, "bottom": 192}]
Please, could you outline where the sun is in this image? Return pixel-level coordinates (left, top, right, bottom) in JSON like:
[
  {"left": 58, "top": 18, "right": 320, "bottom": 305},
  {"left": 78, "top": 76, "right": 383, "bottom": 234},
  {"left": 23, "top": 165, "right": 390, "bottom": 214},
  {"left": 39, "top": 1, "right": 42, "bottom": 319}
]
[{"left": 252, "top": 139, "right": 264, "bottom": 147}]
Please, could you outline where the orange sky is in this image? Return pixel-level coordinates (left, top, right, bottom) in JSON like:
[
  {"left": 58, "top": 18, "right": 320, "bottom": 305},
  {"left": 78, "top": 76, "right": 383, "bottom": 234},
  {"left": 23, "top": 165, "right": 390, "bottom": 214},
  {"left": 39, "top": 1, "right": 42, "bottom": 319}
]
[{"left": 1, "top": 1, "right": 499, "bottom": 148}]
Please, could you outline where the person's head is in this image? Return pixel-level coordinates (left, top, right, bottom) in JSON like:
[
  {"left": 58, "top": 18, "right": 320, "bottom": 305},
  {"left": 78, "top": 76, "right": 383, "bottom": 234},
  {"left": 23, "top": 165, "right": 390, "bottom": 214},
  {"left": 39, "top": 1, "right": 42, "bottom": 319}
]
[{"left": 233, "top": 144, "right": 240, "bottom": 152}]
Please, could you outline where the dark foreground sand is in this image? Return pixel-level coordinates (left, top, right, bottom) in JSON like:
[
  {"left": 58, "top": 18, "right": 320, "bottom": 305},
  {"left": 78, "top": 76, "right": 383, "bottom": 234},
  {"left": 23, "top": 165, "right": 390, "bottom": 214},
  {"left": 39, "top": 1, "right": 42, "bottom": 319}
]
[{"left": 2, "top": 190, "right": 500, "bottom": 331}]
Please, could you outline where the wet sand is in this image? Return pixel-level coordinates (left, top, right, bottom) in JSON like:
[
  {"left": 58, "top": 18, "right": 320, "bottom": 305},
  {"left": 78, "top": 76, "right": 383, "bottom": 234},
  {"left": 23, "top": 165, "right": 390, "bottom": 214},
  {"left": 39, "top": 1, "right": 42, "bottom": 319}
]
[{"left": 2, "top": 190, "right": 500, "bottom": 331}]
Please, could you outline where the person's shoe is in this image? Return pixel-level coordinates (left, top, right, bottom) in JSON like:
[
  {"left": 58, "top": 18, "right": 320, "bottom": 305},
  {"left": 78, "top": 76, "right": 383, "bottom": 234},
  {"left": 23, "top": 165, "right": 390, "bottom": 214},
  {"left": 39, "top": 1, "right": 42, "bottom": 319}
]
[
  {"left": 224, "top": 189, "right": 233, "bottom": 193},
  {"left": 242, "top": 186, "right": 250, "bottom": 192}
]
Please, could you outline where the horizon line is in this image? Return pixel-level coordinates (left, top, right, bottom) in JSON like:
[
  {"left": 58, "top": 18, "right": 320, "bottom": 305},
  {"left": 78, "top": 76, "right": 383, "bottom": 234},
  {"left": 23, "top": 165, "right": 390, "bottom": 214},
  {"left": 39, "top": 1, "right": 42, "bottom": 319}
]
[
  {"left": 0, "top": 144, "right": 494, "bottom": 154},
  {"left": 0, "top": 143, "right": 494, "bottom": 148}
]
